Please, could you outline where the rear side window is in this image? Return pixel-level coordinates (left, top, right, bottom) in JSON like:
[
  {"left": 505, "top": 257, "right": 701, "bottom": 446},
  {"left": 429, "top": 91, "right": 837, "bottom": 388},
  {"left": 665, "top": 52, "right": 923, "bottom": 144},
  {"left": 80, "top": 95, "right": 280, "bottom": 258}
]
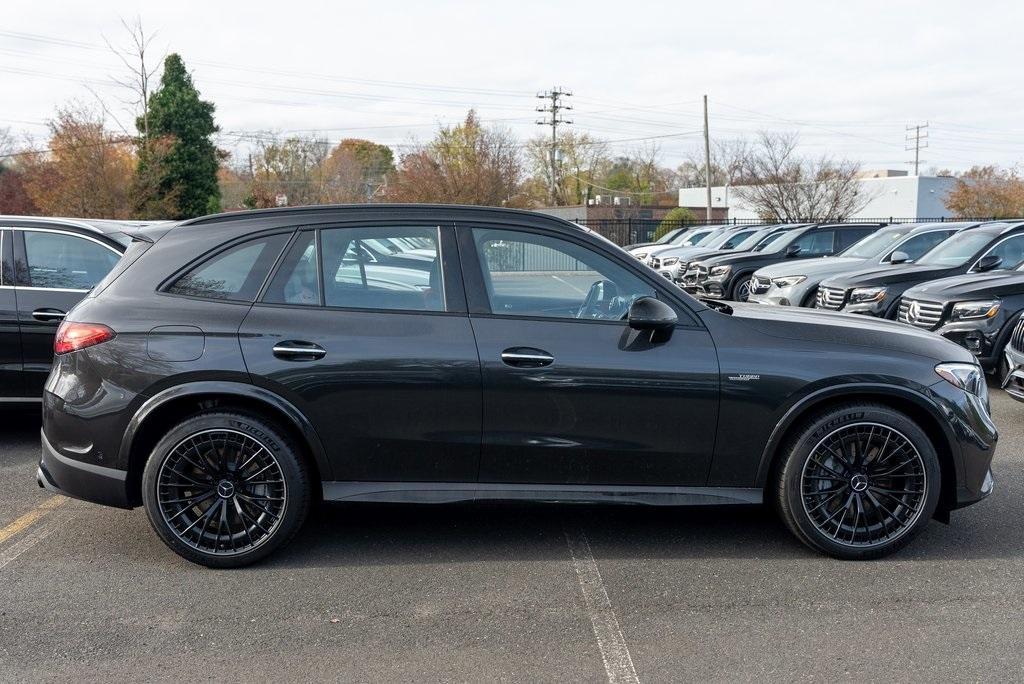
[
  {"left": 167, "top": 234, "right": 289, "bottom": 301},
  {"left": 263, "top": 232, "right": 319, "bottom": 306},
  {"left": 835, "top": 228, "right": 876, "bottom": 251},
  {"left": 23, "top": 230, "right": 121, "bottom": 290}
]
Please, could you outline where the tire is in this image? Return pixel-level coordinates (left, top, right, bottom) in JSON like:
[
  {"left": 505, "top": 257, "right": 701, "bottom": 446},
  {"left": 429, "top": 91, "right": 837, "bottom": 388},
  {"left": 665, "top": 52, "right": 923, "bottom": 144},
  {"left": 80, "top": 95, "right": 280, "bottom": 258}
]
[
  {"left": 774, "top": 404, "right": 940, "bottom": 560},
  {"left": 141, "top": 411, "right": 311, "bottom": 568},
  {"left": 732, "top": 275, "right": 752, "bottom": 302}
]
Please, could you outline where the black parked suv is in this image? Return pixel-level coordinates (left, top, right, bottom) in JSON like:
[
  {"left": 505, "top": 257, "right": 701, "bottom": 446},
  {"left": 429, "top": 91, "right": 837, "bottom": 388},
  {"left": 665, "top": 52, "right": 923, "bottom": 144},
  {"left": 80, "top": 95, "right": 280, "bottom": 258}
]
[
  {"left": 689, "top": 223, "right": 884, "bottom": 301},
  {"left": 1, "top": 216, "right": 133, "bottom": 400},
  {"left": 816, "top": 221, "right": 1024, "bottom": 318},
  {"left": 39, "top": 205, "right": 996, "bottom": 567},
  {"left": 896, "top": 261, "right": 1024, "bottom": 376}
]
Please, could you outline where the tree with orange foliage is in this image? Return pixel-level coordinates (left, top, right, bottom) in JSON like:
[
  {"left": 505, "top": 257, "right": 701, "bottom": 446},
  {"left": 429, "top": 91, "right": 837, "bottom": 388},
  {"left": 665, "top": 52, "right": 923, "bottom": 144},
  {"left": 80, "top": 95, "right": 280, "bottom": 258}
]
[
  {"left": 944, "top": 166, "right": 1024, "bottom": 219},
  {"left": 21, "top": 105, "right": 135, "bottom": 219}
]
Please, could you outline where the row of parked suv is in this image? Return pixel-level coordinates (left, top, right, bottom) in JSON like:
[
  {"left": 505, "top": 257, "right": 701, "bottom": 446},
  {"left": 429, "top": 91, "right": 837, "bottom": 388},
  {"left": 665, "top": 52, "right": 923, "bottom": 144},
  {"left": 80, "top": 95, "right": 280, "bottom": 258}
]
[{"left": 629, "top": 219, "right": 1024, "bottom": 387}]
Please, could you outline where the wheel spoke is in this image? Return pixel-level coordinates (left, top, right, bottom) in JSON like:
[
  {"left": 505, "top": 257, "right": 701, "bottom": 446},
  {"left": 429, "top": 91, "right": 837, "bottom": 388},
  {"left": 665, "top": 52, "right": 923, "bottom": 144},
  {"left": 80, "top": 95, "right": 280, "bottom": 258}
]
[
  {"left": 156, "top": 428, "right": 286, "bottom": 556},
  {"left": 800, "top": 421, "right": 926, "bottom": 548}
]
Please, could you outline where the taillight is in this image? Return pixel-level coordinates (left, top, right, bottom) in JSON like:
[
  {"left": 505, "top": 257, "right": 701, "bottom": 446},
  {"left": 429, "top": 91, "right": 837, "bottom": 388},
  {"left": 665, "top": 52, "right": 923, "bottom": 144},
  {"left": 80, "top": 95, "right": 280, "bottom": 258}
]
[{"left": 54, "top": 322, "right": 116, "bottom": 355}]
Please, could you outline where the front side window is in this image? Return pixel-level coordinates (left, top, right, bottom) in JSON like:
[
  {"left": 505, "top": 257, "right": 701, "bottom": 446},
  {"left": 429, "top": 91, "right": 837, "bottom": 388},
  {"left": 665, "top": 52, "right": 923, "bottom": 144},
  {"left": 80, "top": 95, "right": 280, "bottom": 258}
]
[
  {"left": 473, "top": 228, "right": 656, "bottom": 321},
  {"left": 976, "top": 235, "right": 1024, "bottom": 270},
  {"left": 320, "top": 226, "right": 444, "bottom": 311},
  {"left": 23, "top": 231, "right": 121, "bottom": 290},
  {"left": 888, "top": 230, "right": 953, "bottom": 261},
  {"left": 167, "top": 234, "right": 289, "bottom": 301}
]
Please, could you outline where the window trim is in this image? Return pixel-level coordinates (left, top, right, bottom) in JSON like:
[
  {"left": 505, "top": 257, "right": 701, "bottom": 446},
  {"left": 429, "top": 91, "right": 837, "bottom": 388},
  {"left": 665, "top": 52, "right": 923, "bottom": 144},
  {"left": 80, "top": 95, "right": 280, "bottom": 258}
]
[
  {"left": 969, "top": 232, "right": 1024, "bottom": 272},
  {"left": 13, "top": 227, "right": 123, "bottom": 292},
  {"left": 157, "top": 229, "right": 295, "bottom": 304},
  {"left": 456, "top": 221, "right": 700, "bottom": 327},
  {"left": 256, "top": 222, "right": 463, "bottom": 315}
]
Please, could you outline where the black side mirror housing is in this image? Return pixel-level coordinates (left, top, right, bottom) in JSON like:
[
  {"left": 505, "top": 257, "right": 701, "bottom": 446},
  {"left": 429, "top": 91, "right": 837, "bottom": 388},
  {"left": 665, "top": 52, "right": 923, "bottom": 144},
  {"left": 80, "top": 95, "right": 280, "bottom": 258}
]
[
  {"left": 976, "top": 254, "right": 1002, "bottom": 272},
  {"left": 627, "top": 296, "right": 678, "bottom": 332},
  {"left": 889, "top": 250, "right": 910, "bottom": 264},
  {"left": 785, "top": 244, "right": 802, "bottom": 257}
]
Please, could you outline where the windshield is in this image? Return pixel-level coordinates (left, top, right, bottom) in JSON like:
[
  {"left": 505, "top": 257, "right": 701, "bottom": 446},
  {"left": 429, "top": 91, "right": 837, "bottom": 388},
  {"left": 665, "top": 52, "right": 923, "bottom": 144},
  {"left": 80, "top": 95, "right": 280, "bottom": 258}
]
[
  {"left": 916, "top": 232, "right": 994, "bottom": 267},
  {"left": 734, "top": 229, "right": 777, "bottom": 251},
  {"left": 654, "top": 228, "right": 686, "bottom": 244},
  {"left": 756, "top": 229, "right": 803, "bottom": 253},
  {"left": 702, "top": 230, "right": 744, "bottom": 249},
  {"left": 679, "top": 229, "right": 714, "bottom": 246},
  {"left": 720, "top": 229, "right": 759, "bottom": 249},
  {"left": 841, "top": 227, "right": 913, "bottom": 259}
]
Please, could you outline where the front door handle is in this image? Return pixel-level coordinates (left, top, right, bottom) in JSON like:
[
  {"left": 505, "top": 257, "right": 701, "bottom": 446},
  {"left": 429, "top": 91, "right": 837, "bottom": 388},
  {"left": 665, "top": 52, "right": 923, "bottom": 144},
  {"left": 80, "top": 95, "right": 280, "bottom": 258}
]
[
  {"left": 32, "top": 308, "right": 66, "bottom": 322},
  {"left": 501, "top": 347, "right": 554, "bottom": 368},
  {"left": 272, "top": 341, "right": 326, "bottom": 361}
]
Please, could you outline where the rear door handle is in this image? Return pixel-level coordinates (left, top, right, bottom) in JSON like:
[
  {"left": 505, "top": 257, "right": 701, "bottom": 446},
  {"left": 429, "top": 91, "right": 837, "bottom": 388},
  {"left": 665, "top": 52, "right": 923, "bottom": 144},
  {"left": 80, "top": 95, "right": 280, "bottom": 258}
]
[
  {"left": 501, "top": 347, "right": 554, "bottom": 368},
  {"left": 272, "top": 341, "right": 326, "bottom": 361},
  {"left": 32, "top": 308, "right": 66, "bottom": 322}
]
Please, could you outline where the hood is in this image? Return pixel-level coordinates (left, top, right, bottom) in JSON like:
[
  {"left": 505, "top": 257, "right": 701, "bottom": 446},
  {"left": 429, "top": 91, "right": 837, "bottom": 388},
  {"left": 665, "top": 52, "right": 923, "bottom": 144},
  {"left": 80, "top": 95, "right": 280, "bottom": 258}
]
[
  {"left": 653, "top": 245, "right": 728, "bottom": 261},
  {"left": 642, "top": 243, "right": 686, "bottom": 258},
  {"left": 820, "top": 263, "right": 960, "bottom": 289},
  {"left": 695, "top": 249, "right": 784, "bottom": 268},
  {"left": 755, "top": 256, "right": 867, "bottom": 279},
  {"left": 723, "top": 301, "right": 976, "bottom": 363},
  {"left": 903, "top": 269, "right": 1024, "bottom": 302}
]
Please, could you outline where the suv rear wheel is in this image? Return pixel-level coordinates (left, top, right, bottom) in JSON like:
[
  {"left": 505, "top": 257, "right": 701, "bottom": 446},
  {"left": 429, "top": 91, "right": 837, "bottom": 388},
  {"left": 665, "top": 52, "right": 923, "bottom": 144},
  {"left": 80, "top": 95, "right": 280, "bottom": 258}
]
[
  {"left": 775, "top": 404, "right": 940, "bottom": 560},
  {"left": 141, "top": 411, "right": 311, "bottom": 568}
]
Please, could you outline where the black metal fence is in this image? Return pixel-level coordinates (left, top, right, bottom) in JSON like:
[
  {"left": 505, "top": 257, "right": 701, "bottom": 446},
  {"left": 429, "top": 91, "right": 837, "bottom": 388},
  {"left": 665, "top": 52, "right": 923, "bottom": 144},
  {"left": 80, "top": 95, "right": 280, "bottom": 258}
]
[{"left": 576, "top": 217, "right": 1002, "bottom": 247}]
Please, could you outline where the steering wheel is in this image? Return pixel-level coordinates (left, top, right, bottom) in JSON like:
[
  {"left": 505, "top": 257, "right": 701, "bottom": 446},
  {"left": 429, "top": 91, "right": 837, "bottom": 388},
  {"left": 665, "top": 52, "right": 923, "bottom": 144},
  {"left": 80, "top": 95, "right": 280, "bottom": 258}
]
[{"left": 576, "top": 279, "right": 622, "bottom": 319}]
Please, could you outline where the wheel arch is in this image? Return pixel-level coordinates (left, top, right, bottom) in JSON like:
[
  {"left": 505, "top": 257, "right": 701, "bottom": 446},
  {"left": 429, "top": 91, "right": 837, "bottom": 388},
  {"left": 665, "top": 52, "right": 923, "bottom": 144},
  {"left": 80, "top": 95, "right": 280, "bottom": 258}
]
[
  {"left": 755, "top": 383, "right": 959, "bottom": 516},
  {"left": 120, "top": 381, "right": 331, "bottom": 506}
]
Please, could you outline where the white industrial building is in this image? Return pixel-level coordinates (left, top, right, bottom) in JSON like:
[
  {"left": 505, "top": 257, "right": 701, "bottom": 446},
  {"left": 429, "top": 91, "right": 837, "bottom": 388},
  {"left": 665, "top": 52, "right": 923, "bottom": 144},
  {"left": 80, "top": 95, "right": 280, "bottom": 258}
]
[{"left": 677, "top": 171, "right": 957, "bottom": 220}]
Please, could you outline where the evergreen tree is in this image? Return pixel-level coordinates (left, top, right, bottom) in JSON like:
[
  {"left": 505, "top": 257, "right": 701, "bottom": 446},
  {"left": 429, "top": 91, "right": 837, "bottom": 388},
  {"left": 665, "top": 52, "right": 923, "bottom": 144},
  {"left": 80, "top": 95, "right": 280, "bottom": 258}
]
[{"left": 137, "top": 54, "right": 220, "bottom": 218}]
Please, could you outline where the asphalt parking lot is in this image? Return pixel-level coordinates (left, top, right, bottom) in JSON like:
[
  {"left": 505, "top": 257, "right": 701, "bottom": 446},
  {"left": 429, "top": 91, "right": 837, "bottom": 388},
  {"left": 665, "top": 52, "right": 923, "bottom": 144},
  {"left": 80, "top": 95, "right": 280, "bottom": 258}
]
[{"left": 1, "top": 388, "right": 1022, "bottom": 683}]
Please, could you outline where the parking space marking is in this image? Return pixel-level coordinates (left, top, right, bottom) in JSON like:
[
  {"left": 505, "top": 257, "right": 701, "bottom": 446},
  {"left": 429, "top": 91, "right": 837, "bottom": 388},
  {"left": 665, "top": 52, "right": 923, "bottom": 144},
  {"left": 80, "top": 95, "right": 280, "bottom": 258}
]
[
  {"left": 0, "top": 509, "right": 73, "bottom": 571},
  {"left": 0, "top": 496, "right": 67, "bottom": 546},
  {"left": 564, "top": 527, "right": 640, "bottom": 684}
]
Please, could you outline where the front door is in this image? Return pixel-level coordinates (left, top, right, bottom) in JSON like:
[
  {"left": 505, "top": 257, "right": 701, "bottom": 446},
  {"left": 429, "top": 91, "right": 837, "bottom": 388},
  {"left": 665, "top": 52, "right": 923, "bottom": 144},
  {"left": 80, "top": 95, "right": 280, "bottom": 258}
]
[
  {"left": 460, "top": 225, "right": 719, "bottom": 486},
  {"left": 239, "top": 224, "right": 481, "bottom": 483},
  {"left": 14, "top": 228, "right": 121, "bottom": 396}
]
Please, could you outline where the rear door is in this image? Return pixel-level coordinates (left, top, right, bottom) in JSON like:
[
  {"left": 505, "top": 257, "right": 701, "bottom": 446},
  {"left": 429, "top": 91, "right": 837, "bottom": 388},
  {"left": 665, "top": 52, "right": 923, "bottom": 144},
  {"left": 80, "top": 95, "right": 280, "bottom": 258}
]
[
  {"left": 0, "top": 229, "right": 23, "bottom": 398},
  {"left": 13, "top": 228, "right": 122, "bottom": 396},
  {"left": 835, "top": 226, "right": 878, "bottom": 252},
  {"left": 238, "top": 223, "right": 482, "bottom": 483}
]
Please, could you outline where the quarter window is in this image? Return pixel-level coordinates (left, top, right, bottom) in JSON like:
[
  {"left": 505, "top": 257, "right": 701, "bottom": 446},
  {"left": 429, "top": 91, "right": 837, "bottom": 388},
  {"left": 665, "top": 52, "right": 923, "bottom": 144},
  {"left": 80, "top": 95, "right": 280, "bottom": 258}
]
[
  {"left": 263, "top": 232, "right": 319, "bottom": 306},
  {"left": 167, "top": 234, "right": 289, "bottom": 301},
  {"left": 22, "top": 231, "right": 121, "bottom": 290},
  {"left": 472, "top": 228, "right": 656, "bottom": 321}
]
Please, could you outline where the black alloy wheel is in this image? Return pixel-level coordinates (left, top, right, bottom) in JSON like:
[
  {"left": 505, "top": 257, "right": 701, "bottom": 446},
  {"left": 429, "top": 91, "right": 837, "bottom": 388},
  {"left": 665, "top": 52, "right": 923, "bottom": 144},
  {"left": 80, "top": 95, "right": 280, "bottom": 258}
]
[
  {"left": 776, "top": 404, "right": 940, "bottom": 560},
  {"left": 733, "top": 275, "right": 752, "bottom": 302},
  {"left": 142, "top": 412, "right": 310, "bottom": 568}
]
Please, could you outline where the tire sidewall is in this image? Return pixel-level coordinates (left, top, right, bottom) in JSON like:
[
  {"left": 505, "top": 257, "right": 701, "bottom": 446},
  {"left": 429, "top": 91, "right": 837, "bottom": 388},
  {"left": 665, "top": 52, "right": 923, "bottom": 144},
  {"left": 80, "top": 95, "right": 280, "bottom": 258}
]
[
  {"left": 141, "top": 412, "right": 309, "bottom": 568},
  {"left": 780, "top": 405, "right": 941, "bottom": 560},
  {"left": 732, "top": 275, "right": 752, "bottom": 302}
]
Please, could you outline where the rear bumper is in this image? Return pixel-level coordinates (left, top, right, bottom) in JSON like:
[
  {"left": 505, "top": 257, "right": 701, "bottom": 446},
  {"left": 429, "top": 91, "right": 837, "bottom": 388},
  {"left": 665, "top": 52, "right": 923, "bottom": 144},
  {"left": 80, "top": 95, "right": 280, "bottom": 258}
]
[{"left": 37, "top": 429, "right": 132, "bottom": 509}]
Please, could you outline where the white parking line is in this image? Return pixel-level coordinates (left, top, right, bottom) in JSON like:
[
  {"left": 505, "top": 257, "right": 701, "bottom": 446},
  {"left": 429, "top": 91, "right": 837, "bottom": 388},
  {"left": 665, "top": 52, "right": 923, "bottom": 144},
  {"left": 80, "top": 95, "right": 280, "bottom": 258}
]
[{"left": 564, "top": 528, "right": 640, "bottom": 684}]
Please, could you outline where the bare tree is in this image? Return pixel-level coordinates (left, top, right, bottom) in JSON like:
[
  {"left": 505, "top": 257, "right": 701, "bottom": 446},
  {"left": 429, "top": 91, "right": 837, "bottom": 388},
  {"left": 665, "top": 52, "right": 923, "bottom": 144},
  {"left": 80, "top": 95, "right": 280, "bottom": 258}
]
[
  {"left": 245, "top": 132, "right": 331, "bottom": 208},
  {"left": 526, "top": 131, "right": 611, "bottom": 206},
  {"left": 675, "top": 139, "right": 752, "bottom": 188},
  {"left": 101, "top": 17, "right": 162, "bottom": 139},
  {"left": 733, "top": 132, "right": 872, "bottom": 220}
]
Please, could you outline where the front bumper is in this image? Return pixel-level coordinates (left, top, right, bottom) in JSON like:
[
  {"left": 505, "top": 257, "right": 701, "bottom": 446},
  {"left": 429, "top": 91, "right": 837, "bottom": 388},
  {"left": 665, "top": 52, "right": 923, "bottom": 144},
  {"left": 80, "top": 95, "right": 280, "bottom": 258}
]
[
  {"left": 37, "top": 429, "right": 132, "bottom": 509},
  {"left": 1002, "top": 345, "right": 1024, "bottom": 402},
  {"left": 927, "top": 379, "right": 998, "bottom": 509}
]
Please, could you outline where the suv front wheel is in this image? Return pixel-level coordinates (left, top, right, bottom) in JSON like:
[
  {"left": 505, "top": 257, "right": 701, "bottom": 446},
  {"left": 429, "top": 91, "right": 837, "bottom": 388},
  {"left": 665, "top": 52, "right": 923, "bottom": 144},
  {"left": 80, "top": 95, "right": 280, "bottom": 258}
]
[
  {"left": 141, "top": 411, "right": 311, "bottom": 568},
  {"left": 775, "top": 404, "right": 940, "bottom": 560}
]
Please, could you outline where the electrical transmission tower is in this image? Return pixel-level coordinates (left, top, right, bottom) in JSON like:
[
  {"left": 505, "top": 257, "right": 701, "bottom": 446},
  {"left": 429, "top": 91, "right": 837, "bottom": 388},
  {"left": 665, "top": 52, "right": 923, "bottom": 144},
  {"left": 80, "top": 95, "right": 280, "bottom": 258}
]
[
  {"left": 906, "top": 123, "right": 929, "bottom": 176},
  {"left": 536, "top": 87, "right": 572, "bottom": 205}
]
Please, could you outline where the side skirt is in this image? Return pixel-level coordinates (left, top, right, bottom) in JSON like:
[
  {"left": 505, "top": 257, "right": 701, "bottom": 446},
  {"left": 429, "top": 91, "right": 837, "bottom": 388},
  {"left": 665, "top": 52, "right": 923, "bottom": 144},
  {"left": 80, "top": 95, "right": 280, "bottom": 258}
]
[{"left": 321, "top": 481, "right": 762, "bottom": 506}]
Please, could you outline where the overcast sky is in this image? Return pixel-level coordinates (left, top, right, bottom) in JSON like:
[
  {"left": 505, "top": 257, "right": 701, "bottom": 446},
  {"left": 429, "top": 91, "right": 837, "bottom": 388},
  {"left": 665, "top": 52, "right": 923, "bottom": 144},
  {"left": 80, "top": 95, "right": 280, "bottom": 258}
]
[{"left": 3, "top": 0, "right": 1023, "bottom": 173}]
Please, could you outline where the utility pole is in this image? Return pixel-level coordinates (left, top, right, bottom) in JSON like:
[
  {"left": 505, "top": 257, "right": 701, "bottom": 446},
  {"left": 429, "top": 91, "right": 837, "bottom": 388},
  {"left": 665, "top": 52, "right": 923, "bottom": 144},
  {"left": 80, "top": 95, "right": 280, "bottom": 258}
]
[
  {"left": 906, "top": 122, "right": 929, "bottom": 176},
  {"left": 537, "top": 87, "right": 572, "bottom": 205},
  {"left": 703, "top": 95, "right": 712, "bottom": 221}
]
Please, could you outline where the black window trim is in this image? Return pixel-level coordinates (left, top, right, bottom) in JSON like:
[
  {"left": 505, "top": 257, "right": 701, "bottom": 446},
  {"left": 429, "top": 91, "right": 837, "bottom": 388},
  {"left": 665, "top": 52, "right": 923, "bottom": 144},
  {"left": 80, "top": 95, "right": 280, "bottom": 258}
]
[
  {"left": 158, "top": 228, "right": 296, "bottom": 304},
  {"left": 253, "top": 221, "right": 467, "bottom": 316},
  {"left": 12, "top": 227, "right": 123, "bottom": 292},
  {"left": 455, "top": 220, "right": 702, "bottom": 328}
]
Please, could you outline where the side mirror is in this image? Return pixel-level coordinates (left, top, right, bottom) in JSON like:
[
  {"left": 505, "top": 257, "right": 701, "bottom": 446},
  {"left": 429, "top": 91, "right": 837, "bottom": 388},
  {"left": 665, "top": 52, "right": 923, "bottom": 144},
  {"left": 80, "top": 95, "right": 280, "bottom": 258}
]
[
  {"left": 627, "top": 296, "right": 677, "bottom": 332},
  {"left": 976, "top": 254, "right": 1003, "bottom": 272},
  {"left": 890, "top": 250, "right": 910, "bottom": 264},
  {"left": 785, "top": 244, "right": 802, "bottom": 257}
]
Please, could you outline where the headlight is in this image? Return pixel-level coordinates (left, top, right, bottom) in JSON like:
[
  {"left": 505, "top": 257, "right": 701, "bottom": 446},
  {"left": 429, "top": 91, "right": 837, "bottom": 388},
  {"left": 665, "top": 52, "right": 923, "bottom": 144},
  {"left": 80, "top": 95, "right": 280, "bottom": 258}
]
[
  {"left": 935, "top": 362, "right": 988, "bottom": 404},
  {"left": 772, "top": 276, "right": 806, "bottom": 288},
  {"left": 661, "top": 257, "right": 679, "bottom": 266},
  {"left": 849, "top": 286, "right": 887, "bottom": 303},
  {"left": 708, "top": 265, "right": 732, "bottom": 280},
  {"left": 635, "top": 253, "right": 647, "bottom": 260},
  {"left": 950, "top": 300, "right": 1000, "bottom": 321}
]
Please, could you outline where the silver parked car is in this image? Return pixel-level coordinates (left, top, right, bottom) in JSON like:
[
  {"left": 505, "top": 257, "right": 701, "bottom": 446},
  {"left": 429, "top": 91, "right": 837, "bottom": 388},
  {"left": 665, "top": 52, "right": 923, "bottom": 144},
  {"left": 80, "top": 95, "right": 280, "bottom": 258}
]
[
  {"left": 629, "top": 224, "right": 725, "bottom": 264},
  {"left": 748, "top": 223, "right": 980, "bottom": 307},
  {"left": 652, "top": 224, "right": 791, "bottom": 281}
]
